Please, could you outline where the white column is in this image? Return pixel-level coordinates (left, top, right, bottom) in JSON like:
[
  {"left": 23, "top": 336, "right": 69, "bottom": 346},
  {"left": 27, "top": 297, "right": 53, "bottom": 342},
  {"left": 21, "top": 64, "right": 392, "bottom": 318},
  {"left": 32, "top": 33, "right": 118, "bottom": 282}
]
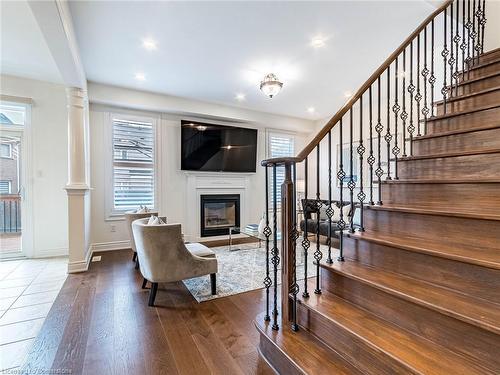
[{"left": 65, "top": 87, "right": 91, "bottom": 273}]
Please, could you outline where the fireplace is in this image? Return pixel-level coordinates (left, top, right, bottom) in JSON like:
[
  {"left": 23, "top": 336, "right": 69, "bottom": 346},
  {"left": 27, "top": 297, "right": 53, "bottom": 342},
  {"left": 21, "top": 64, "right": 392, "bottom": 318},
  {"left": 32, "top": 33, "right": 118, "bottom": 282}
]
[{"left": 200, "top": 194, "right": 240, "bottom": 237}]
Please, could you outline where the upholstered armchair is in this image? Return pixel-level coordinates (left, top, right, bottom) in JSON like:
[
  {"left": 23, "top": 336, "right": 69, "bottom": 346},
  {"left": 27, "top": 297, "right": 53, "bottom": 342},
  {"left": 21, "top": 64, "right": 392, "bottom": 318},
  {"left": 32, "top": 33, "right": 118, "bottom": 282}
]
[
  {"left": 125, "top": 211, "right": 158, "bottom": 268},
  {"left": 132, "top": 218, "right": 218, "bottom": 306}
]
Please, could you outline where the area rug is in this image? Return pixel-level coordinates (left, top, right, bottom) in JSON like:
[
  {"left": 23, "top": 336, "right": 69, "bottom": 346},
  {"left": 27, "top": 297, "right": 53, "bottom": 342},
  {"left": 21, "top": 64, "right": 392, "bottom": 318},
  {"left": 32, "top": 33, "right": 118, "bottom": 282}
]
[{"left": 183, "top": 241, "right": 336, "bottom": 302}]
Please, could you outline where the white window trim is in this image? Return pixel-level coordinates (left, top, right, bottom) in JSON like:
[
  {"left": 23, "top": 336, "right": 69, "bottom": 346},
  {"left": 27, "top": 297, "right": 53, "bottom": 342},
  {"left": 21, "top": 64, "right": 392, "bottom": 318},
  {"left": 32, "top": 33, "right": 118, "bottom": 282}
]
[
  {"left": 104, "top": 112, "right": 159, "bottom": 220},
  {"left": 0, "top": 143, "right": 12, "bottom": 159}
]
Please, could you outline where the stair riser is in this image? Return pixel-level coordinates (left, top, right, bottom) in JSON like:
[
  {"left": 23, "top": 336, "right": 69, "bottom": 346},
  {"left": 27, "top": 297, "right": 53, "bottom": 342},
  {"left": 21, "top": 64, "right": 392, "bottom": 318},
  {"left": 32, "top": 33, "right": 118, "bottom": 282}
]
[
  {"left": 426, "top": 106, "right": 500, "bottom": 133},
  {"left": 413, "top": 127, "right": 500, "bottom": 155},
  {"left": 381, "top": 182, "right": 500, "bottom": 209},
  {"left": 296, "top": 303, "right": 415, "bottom": 374},
  {"left": 479, "top": 50, "right": 500, "bottom": 64},
  {"left": 258, "top": 334, "right": 303, "bottom": 375},
  {"left": 321, "top": 270, "right": 500, "bottom": 371},
  {"left": 397, "top": 152, "right": 500, "bottom": 179},
  {"left": 364, "top": 209, "right": 500, "bottom": 250},
  {"left": 454, "top": 74, "right": 500, "bottom": 95},
  {"left": 458, "top": 61, "right": 500, "bottom": 81},
  {"left": 435, "top": 89, "right": 500, "bottom": 115},
  {"left": 343, "top": 236, "right": 500, "bottom": 303}
]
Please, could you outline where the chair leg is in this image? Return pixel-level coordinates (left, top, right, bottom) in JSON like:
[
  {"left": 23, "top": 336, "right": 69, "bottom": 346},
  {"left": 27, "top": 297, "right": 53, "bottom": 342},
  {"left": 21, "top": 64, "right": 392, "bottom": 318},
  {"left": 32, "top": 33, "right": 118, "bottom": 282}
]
[
  {"left": 141, "top": 278, "right": 148, "bottom": 289},
  {"left": 135, "top": 258, "right": 140, "bottom": 270},
  {"left": 132, "top": 252, "right": 137, "bottom": 262},
  {"left": 148, "top": 282, "right": 158, "bottom": 306},
  {"left": 210, "top": 273, "right": 217, "bottom": 295}
]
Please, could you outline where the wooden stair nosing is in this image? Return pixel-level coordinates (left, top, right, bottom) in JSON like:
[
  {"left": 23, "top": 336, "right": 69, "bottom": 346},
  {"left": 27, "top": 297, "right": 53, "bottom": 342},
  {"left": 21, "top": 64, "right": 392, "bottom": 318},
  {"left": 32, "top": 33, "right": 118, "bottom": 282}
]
[
  {"left": 297, "top": 289, "right": 496, "bottom": 375},
  {"left": 396, "top": 148, "right": 500, "bottom": 161},
  {"left": 468, "top": 57, "right": 500, "bottom": 71},
  {"left": 320, "top": 260, "right": 500, "bottom": 335},
  {"left": 435, "top": 85, "right": 500, "bottom": 105},
  {"left": 455, "top": 70, "right": 500, "bottom": 87},
  {"left": 347, "top": 230, "right": 500, "bottom": 270},
  {"left": 412, "top": 123, "right": 500, "bottom": 140},
  {"left": 255, "top": 312, "right": 362, "bottom": 375},
  {"left": 421, "top": 102, "right": 499, "bottom": 122},
  {"left": 365, "top": 204, "right": 500, "bottom": 221}
]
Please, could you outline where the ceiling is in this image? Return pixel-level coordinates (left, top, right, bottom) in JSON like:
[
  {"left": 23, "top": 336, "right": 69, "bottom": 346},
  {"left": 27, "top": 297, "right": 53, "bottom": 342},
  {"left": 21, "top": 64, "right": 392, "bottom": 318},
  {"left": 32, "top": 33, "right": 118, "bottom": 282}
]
[{"left": 0, "top": 0, "right": 63, "bottom": 84}]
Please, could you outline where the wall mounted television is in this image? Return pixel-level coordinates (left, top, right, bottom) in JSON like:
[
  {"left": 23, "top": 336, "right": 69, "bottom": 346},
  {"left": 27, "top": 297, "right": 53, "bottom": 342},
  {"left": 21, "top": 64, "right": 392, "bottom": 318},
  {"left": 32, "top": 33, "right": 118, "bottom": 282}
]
[{"left": 181, "top": 120, "right": 258, "bottom": 173}]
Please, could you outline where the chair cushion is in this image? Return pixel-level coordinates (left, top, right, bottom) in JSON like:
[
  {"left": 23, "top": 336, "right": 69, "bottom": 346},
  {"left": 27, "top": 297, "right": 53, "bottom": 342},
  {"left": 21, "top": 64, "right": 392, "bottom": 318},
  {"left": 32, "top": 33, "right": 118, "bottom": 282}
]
[{"left": 185, "top": 243, "right": 216, "bottom": 258}]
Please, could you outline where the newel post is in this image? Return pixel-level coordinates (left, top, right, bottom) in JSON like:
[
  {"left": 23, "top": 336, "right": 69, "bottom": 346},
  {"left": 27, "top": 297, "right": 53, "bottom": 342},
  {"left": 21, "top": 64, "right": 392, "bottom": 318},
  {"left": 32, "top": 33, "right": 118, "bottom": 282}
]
[{"left": 281, "top": 162, "right": 295, "bottom": 324}]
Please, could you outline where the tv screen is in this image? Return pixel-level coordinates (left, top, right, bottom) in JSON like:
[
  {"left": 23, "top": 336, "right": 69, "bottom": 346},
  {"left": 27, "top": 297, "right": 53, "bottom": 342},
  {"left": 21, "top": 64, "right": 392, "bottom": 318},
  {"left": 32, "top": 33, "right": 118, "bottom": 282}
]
[{"left": 181, "top": 121, "right": 258, "bottom": 172}]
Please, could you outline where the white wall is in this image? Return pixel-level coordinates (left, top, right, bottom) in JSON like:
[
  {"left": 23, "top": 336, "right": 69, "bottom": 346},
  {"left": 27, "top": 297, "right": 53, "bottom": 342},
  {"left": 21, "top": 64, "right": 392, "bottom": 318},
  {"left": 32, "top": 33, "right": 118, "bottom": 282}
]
[
  {"left": 0, "top": 75, "right": 68, "bottom": 257},
  {"left": 88, "top": 85, "right": 314, "bottom": 248}
]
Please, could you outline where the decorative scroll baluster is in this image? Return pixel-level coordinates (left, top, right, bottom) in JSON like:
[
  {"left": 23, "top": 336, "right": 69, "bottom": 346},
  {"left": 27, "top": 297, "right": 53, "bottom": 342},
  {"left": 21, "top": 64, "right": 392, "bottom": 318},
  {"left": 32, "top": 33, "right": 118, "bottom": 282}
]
[
  {"left": 472, "top": 0, "right": 476, "bottom": 63},
  {"left": 475, "top": 0, "right": 482, "bottom": 60},
  {"left": 271, "top": 164, "right": 279, "bottom": 331},
  {"left": 376, "top": 79, "right": 384, "bottom": 204},
  {"left": 393, "top": 58, "right": 400, "bottom": 179},
  {"left": 454, "top": 0, "right": 460, "bottom": 95},
  {"left": 461, "top": 0, "right": 467, "bottom": 78},
  {"left": 466, "top": 0, "right": 472, "bottom": 79},
  {"left": 430, "top": 20, "right": 436, "bottom": 117},
  {"left": 401, "top": 50, "right": 408, "bottom": 157},
  {"left": 326, "top": 131, "right": 333, "bottom": 264},
  {"left": 416, "top": 34, "right": 422, "bottom": 136},
  {"left": 302, "top": 158, "right": 310, "bottom": 298},
  {"left": 385, "top": 66, "right": 393, "bottom": 180},
  {"left": 291, "top": 163, "right": 299, "bottom": 332},
  {"left": 449, "top": 2, "right": 455, "bottom": 98},
  {"left": 441, "top": 8, "right": 449, "bottom": 114},
  {"left": 263, "top": 167, "right": 271, "bottom": 322},
  {"left": 408, "top": 41, "right": 415, "bottom": 156},
  {"left": 422, "top": 26, "right": 430, "bottom": 120},
  {"left": 368, "top": 86, "right": 375, "bottom": 204},
  {"left": 349, "top": 108, "right": 355, "bottom": 233},
  {"left": 358, "top": 96, "right": 366, "bottom": 230},
  {"left": 314, "top": 145, "right": 322, "bottom": 294},
  {"left": 337, "top": 118, "right": 346, "bottom": 261},
  {"left": 481, "top": 0, "right": 486, "bottom": 54}
]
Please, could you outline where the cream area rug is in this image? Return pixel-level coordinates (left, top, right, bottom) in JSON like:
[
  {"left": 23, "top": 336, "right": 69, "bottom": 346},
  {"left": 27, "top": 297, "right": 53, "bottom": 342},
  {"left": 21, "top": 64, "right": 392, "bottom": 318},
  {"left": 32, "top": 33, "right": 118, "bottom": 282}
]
[{"left": 183, "top": 241, "right": 335, "bottom": 302}]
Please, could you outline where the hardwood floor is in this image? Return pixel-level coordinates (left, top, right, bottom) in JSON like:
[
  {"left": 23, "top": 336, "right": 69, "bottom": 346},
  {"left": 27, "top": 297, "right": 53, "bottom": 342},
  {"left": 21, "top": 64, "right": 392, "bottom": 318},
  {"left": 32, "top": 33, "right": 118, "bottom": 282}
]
[{"left": 20, "top": 250, "right": 276, "bottom": 375}]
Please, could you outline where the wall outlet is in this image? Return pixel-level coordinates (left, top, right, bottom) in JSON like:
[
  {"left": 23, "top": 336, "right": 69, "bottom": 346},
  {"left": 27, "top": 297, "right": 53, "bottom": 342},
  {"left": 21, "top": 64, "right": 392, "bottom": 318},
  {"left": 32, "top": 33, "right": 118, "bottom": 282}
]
[{"left": 110, "top": 224, "right": 116, "bottom": 232}]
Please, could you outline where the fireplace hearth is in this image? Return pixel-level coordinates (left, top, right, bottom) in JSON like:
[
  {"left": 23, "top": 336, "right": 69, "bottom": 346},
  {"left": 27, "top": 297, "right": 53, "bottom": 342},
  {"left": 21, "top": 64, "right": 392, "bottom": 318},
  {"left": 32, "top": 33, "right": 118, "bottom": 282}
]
[{"left": 200, "top": 194, "right": 240, "bottom": 237}]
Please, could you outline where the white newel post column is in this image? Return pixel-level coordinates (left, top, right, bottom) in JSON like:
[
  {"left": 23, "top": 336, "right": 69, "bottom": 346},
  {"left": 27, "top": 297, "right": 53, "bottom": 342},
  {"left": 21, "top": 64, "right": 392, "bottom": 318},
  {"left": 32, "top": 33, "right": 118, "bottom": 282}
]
[{"left": 65, "top": 87, "right": 91, "bottom": 273}]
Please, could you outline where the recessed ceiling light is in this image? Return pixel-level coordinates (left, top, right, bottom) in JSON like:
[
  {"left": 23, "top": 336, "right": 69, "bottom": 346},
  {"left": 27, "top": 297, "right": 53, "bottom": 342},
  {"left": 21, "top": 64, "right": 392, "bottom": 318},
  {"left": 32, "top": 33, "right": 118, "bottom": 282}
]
[
  {"left": 307, "top": 107, "right": 316, "bottom": 113},
  {"left": 235, "top": 93, "right": 246, "bottom": 101},
  {"left": 142, "top": 38, "right": 157, "bottom": 51},
  {"left": 135, "top": 73, "right": 146, "bottom": 81},
  {"left": 344, "top": 91, "right": 353, "bottom": 98},
  {"left": 311, "top": 36, "right": 326, "bottom": 48}
]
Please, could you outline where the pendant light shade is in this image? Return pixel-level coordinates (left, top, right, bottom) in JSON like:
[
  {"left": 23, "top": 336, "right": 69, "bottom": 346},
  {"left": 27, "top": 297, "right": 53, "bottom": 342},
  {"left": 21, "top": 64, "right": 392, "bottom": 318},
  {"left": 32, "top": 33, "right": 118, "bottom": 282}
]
[{"left": 260, "top": 73, "right": 283, "bottom": 98}]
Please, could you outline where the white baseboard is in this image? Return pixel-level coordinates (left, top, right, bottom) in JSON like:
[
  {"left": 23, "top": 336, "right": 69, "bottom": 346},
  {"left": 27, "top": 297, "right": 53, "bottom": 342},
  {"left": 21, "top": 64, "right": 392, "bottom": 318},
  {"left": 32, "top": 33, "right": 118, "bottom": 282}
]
[
  {"left": 91, "top": 240, "right": 131, "bottom": 252},
  {"left": 67, "top": 246, "right": 93, "bottom": 273}
]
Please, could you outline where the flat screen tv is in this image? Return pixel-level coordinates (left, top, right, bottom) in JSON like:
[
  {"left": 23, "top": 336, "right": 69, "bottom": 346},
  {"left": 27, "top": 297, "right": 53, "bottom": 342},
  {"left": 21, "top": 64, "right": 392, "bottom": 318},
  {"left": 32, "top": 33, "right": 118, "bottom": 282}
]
[{"left": 181, "top": 121, "right": 258, "bottom": 172}]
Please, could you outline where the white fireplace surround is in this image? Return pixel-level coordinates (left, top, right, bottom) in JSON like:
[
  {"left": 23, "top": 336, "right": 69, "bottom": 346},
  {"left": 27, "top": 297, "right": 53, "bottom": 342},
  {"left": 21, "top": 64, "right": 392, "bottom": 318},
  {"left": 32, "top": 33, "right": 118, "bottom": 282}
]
[{"left": 185, "top": 172, "right": 251, "bottom": 242}]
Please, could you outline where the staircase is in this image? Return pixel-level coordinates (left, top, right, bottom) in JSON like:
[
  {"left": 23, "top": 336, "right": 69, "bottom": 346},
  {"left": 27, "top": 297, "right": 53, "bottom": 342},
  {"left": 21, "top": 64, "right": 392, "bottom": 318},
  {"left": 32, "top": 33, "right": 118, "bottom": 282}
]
[{"left": 256, "top": 1, "right": 500, "bottom": 374}]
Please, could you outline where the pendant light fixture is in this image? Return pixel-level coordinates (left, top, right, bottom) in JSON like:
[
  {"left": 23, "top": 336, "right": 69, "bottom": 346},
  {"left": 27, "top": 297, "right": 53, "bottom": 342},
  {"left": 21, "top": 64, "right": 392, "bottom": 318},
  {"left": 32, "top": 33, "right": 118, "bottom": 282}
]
[{"left": 260, "top": 73, "right": 283, "bottom": 98}]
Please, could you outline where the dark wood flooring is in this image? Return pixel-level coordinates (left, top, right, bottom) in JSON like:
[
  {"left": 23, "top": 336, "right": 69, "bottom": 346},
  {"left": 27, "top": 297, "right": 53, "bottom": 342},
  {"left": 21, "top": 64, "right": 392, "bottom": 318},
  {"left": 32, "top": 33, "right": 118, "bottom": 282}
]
[{"left": 20, "top": 250, "right": 276, "bottom": 375}]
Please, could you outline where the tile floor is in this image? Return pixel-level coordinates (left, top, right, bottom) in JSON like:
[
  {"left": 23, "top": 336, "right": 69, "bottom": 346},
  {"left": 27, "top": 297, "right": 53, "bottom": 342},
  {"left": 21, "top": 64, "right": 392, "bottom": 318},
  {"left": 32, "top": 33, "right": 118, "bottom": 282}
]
[{"left": 0, "top": 257, "right": 67, "bottom": 372}]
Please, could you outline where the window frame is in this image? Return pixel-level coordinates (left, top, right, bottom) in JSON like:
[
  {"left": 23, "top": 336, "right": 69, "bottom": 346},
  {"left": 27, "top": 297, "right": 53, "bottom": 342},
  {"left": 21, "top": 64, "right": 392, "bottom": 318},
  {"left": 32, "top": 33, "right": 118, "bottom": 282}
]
[
  {"left": 0, "top": 143, "right": 12, "bottom": 159},
  {"left": 105, "top": 112, "right": 158, "bottom": 220}
]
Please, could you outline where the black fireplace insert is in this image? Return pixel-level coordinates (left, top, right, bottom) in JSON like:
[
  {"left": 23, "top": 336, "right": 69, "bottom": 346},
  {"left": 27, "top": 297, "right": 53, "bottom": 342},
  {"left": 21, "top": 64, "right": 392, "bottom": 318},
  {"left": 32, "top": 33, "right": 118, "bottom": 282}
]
[{"left": 200, "top": 194, "right": 240, "bottom": 237}]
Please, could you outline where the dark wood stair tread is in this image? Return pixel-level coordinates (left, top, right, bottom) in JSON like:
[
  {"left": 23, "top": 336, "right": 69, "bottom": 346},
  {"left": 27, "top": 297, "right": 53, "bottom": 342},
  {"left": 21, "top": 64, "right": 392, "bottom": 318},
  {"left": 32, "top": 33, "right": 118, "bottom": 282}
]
[
  {"left": 397, "top": 148, "right": 500, "bottom": 161},
  {"left": 378, "top": 178, "right": 500, "bottom": 184},
  {"left": 413, "top": 123, "right": 500, "bottom": 140},
  {"left": 348, "top": 230, "right": 500, "bottom": 270},
  {"left": 365, "top": 203, "right": 500, "bottom": 221},
  {"left": 421, "top": 103, "right": 499, "bottom": 122},
  {"left": 255, "top": 312, "right": 362, "bottom": 375},
  {"left": 320, "top": 259, "right": 500, "bottom": 334},
  {"left": 298, "top": 290, "right": 495, "bottom": 374},
  {"left": 455, "top": 70, "right": 500, "bottom": 86},
  {"left": 435, "top": 85, "right": 500, "bottom": 105}
]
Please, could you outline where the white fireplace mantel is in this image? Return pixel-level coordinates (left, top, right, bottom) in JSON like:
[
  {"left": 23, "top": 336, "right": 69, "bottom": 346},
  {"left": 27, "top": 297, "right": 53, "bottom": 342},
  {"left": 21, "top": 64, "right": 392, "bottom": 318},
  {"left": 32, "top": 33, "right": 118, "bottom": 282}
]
[{"left": 184, "top": 171, "right": 253, "bottom": 242}]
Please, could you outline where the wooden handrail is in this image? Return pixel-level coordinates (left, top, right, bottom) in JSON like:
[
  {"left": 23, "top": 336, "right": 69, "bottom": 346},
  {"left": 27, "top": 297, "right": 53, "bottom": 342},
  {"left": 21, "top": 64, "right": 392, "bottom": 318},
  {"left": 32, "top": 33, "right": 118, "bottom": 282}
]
[{"left": 262, "top": 0, "right": 453, "bottom": 167}]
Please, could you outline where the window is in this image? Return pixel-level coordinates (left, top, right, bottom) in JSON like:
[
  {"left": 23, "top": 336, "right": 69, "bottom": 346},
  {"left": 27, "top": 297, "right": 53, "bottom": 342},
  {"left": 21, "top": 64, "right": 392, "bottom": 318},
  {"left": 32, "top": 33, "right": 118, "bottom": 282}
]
[
  {"left": 267, "top": 132, "right": 295, "bottom": 206},
  {"left": 112, "top": 118, "right": 155, "bottom": 213},
  {"left": 0, "top": 103, "right": 26, "bottom": 126},
  {"left": 0, "top": 181, "right": 11, "bottom": 194},
  {"left": 0, "top": 143, "right": 12, "bottom": 158}
]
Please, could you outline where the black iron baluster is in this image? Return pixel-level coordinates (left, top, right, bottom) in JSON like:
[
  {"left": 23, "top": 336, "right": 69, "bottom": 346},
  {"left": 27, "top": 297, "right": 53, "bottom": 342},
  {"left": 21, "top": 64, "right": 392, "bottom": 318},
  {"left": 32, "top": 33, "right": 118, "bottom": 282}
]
[
  {"left": 449, "top": 2, "right": 456, "bottom": 98},
  {"left": 272, "top": 164, "right": 279, "bottom": 331},
  {"left": 416, "top": 34, "right": 422, "bottom": 136},
  {"left": 314, "top": 145, "right": 322, "bottom": 295},
  {"left": 368, "top": 86, "right": 375, "bottom": 204},
  {"left": 326, "top": 131, "right": 333, "bottom": 264},
  {"left": 393, "top": 58, "right": 401, "bottom": 179},
  {"left": 461, "top": 0, "right": 467, "bottom": 81},
  {"left": 302, "top": 158, "right": 310, "bottom": 298},
  {"left": 401, "top": 49, "right": 408, "bottom": 156},
  {"left": 263, "top": 168, "right": 271, "bottom": 322},
  {"left": 454, "top": 0, "right": 460, "bottom": 95},
  {"left": 481, "top": 0, "right": 486, "bottom": 54},
  {"left": 375, "top": 77, "right": 384, "bottom": 204},
  {"left": 291, "top": 162, "right": 299, "bottom": 332},
  {"left": 430, "top": 20, "right": 436, "bottom": 117},
  {"left": 358, "top": 96, "right": 365, "bottom": 231},
  {"left": 475, "top": 0, "right": 482, "bottom": 60},
  {"left": 408, "top": 40, "right": 416, "bottom": 156},
  {"left": 466, "top": 0, "right": 472, "bottom": 79},
  {"left": 337, "top": 118, "right": 346, "bottom": 260},
  {"left": 472, "top": 0, "right": 476, "bottom": 63},
  {"left": 348, "top": 107, "right": 355, "bottom": 233},
  {"left": 442, "top": 8, "right": 449, "bottom": 115},
  {"left": 385, "top": 66, "right": 393, "bottom": 180},
  {"left": 422, "top": 26, "right": 430, "bottom": 120}
]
